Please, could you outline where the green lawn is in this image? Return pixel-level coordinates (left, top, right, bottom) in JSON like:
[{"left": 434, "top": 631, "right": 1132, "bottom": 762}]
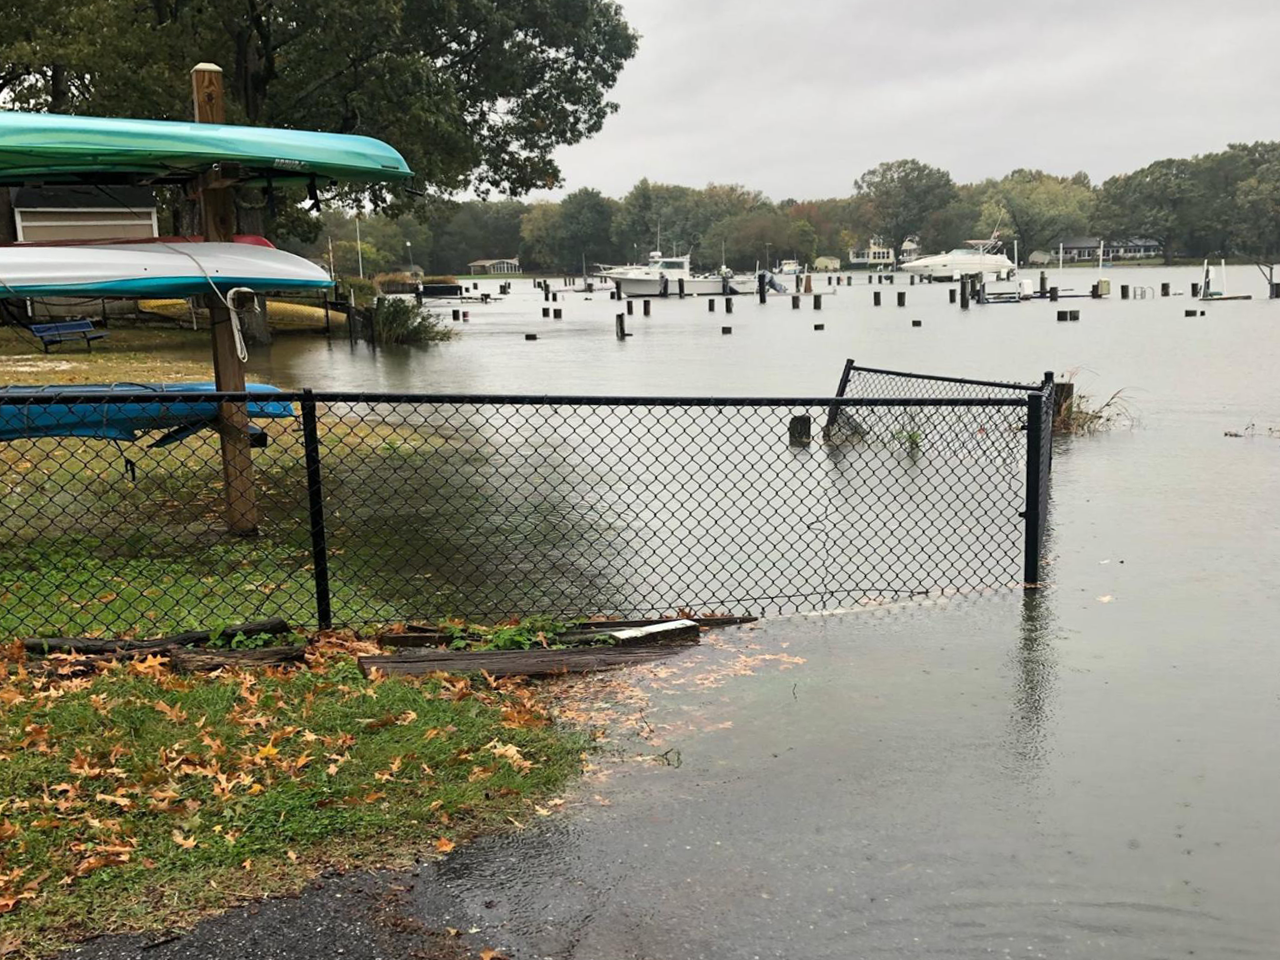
[{"left": 0, "top": 648, "right": 587, "bottom": 957}]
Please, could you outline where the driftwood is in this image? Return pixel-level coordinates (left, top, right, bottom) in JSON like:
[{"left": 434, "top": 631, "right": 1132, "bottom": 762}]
[
  {"left": 360, "top": 642, "right": 697, "bottom": 679},
  {"left": 21, "top": 617, "right": 292, "bottom": 657},
  {"left": 168, "top": 645, "right": 306, "bottom": 673},
  {"left": 380, "top": 615, "right": 755, "bottom": 649}
]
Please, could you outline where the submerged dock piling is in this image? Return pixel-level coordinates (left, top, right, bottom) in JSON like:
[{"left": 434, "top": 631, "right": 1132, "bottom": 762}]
[
  {"left": 708, "top": 298, "right": 716, "bottom": 312},
  {"left": 897, "top": 291, "right": 906, "bottom": 307},
  {"left": 813, "top": 294, "right": 822, "bottom": 309},
  {"left": 792, "top": 295, "right": 800, "bottom": 309},
  {"left": 615, "top": 314, "right": 627, "bottom": 339},
  {"left": 725, "top": 297, "right": 734, "bottom": 314},
  {"left": 874, "top": 291, "right": 882, "bottom": 307},
  {"left": 643, "top": 299, "right": 651, "bottom": 317},
  {"left": 626, "top": 299, "right": 634, "bottom": 315},
  {"left": 949, "top": 289, "right": 957, "bottom": 304}
]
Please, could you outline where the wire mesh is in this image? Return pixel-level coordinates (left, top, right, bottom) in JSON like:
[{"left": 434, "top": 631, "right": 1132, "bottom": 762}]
[{"left": 0, "top": 391, "right": 1038, "bottom": 636}]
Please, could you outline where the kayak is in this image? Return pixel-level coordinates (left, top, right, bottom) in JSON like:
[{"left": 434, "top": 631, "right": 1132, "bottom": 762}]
[
  {"left": 0, "top": 112, "right": 411, "bottom": 186},
  {"left": 0, "top": 382, "right": 294, "bottom": 446},
  {"left": 0, "top": 241, "right": 331, "bottom": 298}
]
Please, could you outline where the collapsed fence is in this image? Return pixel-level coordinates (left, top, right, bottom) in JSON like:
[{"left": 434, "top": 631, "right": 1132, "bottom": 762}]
[{"left": 0, "top": 369, "right": 1053, "bottom": 636}]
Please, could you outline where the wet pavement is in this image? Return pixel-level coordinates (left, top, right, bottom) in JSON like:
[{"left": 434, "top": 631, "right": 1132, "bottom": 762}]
[{"left": 60, "top": 266, "right": 1280, "bottom": 957}]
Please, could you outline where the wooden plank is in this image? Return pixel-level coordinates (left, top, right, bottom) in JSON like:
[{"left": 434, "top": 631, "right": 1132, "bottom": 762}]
[
  {"left": 605, "top": 619, "right": 699, "bottom": 645},
  {"left": 359, "top": 642, "right": 697, "bottom": 679},
  {"left": 21, "top": 616, "right": 291, "bottom": 656},
  {"left": 382, "top": 615, "right": 756, "bottom": 648},
  {"left": 169, "top": 645, "right": 305, "bottom": 672}
]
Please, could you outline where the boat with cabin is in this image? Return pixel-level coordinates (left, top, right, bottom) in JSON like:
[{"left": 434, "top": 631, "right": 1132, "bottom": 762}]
[
  {"left": 607, "top": 251, "right": 755, "bottom": 298},
  {"left": 899, "top": 239, "right": 1016, "bottom": 281}
]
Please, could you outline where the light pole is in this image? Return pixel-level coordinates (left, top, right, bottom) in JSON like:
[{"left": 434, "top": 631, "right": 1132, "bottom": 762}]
[
  {"left": 405, "top": 240, "right": 414, "bottom": 274},
  {"left": 765, "top": 242, "right": 772, "bottom": 270}
]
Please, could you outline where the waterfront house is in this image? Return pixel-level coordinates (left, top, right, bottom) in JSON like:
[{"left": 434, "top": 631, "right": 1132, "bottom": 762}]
[
  {"left": 1057, "top": 237, "right": 1162, "bottom": 262},
  {"left": 847, "top": 237, "right": 920, "bottom": 267},
  {"left": 466, "top": 257, "right": 521, "bottom": 275}
]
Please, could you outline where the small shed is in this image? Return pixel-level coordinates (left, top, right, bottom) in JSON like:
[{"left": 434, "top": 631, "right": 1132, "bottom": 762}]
[
  {"left": 7, "top": 185, "right": 158, "bottom": 242},
  {"left": 467, "top": 257, "right": 521, "bottom": 275},
  {"left": 813, "top": 255, "right": 841, "bottom": 271}
]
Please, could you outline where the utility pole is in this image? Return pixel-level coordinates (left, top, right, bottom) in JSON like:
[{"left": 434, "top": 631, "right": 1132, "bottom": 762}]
[{"left": 191, "top": 63, "right": 258, "bottom": 535}]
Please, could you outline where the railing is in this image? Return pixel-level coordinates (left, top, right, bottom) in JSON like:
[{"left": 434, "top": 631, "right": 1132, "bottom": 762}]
[{"left": 0, "top": 385, "right": 1051, "bottom": 637}]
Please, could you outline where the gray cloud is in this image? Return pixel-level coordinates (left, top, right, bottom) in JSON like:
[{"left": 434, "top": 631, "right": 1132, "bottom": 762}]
[{"left": 533, "top": 0, "right": 1279, "bottom": 200}]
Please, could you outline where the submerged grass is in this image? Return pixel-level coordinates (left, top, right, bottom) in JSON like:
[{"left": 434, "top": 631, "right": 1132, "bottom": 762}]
[{"left": 0, "top": 642, "right": 587, "bottom": 956}]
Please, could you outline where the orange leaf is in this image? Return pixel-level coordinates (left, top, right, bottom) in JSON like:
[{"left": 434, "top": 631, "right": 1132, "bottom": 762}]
[
  {"left": 172, "top": 830, "right": 197, "bottom": 850},
  {"left": 434, "top": 837, "right": 455, "bottom": 854},
  {"left": 95, "top": 793, "right": 134, "bottom": 810},
  {"left": 480, "top": 949, "right": 508, "bottom": 960}
]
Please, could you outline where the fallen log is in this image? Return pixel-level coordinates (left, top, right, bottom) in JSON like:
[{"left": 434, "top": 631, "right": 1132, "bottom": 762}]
[
  {"left": 168, "top": 645, "right": 306, "bottom": 673},
  {"left": 359, "top": 641, "right": 697, "bottom": 679},
  {"left": 21, "top": 617, "right": 292, "bottom": 657}
]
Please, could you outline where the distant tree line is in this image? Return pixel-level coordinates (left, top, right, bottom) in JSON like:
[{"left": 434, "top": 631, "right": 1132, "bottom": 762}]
[{"left": 293, "top": 141, "right": 1280, "bottom": 276}]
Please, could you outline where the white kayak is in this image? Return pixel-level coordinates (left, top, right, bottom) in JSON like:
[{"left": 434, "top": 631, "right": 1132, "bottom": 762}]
[{"left": 0, "top": 241, "right": 332, "bottom": 298}]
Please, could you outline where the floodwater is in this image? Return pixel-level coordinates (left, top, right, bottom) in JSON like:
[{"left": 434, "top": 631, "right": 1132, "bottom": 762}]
[{"left": 115, "top": 267, "right": 1280, "bottom": 956}]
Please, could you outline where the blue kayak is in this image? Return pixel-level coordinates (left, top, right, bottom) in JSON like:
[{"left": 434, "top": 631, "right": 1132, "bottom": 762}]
[{"left": 0, "top": 383, "right": 294, "bottom": 446}]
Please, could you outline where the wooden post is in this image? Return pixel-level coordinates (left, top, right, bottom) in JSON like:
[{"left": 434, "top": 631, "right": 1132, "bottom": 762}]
[{"left": 192, "top": 63, "right": 257, "bottom": 535}]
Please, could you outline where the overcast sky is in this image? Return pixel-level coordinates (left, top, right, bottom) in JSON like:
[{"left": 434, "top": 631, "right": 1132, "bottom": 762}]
[{"left": 530, "top": 0, "right": 1279, "bottom": 202}]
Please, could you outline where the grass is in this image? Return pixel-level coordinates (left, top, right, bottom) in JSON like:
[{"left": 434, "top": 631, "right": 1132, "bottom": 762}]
[
  {"left": 0, "top": 643, "right": 588, "bottom": 956},
  {"left": 1053, "top": 372, "right": 1133, "bottom": 434},
  {"left": 0, "top": 325, "right": 213, "bottom": 388}
]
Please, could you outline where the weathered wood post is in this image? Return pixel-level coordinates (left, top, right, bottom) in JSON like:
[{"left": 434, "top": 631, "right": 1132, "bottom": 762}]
[
  {"left": 708, "top": 298, "right": 715, "bottom": 312},
  {"left": 725, "top": 297, "right": 734, "bottom": 314},
  {"left": 960, "top": 280, "right": 970, "bottom": 310},
  {"left": 873, "top": 291, "right": 881, "bottom": 307},
  {"left": 677, "top": 277, "right": 685, "bottom": 298},
  {"left": 949, "top": 288, "right": 957, "bottom": 304},
  {"left": 615, "top": 314, "right": 626, "bottom": 340},
  {"left": 897, "top": 291, "right": 906, "bottom": 307},
  {"left": 1039, "top": 271, "right": 1048, "bottom": 296},
  {"left": 788, "top": 415, "right": 811, "bottom": 445},
  {"left": 642, "top": 299, "right": 651, "bottom": 317},
  {"left": 791, "top": 295, "right": 800, "bottom": 309},
  {"left": 191, "top": 63, "right": 257, "bottom": 535},
  {"left": 813, "top": 294, "right": 822, "bottom": 309},
  {"left": 626, "top": 299, "right": 634, "bottom": 315},
  {"left": 1161, "top": 282, "right": 1171, "bottom": 297},
  {"left": 1049, "top": 287, "right": 1059, "bottom": 301}
]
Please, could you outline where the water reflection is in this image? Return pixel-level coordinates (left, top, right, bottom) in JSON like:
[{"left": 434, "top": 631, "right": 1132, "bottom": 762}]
[{"left": 1008, "top": 589, "right": 1058, "bottom": 776}]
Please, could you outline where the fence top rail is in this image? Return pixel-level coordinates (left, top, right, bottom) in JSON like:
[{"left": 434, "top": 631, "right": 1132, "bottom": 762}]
[
  {"left": 845, "top": 362, "right": 1044, "bottom": 394},
  {"left": 0, "top": 390, "right": 1035, "bottom": 409}
]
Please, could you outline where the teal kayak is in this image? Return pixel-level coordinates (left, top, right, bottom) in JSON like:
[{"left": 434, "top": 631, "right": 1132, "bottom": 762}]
[{"left": 0, "top": 111, "right": 411, "bottom": 186}]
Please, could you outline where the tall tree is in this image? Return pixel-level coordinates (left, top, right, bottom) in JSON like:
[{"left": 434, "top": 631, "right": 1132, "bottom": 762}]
[
  {"left": 0, "top": 0, "right": 638, "bottom": 205},
  {"left": 853, "top": 159, "right": 957, "bottom": 258},
  {"left": 981, "top": 170, "right": 1095, "bottom": 263},
  {"left": 556, "top": 188, "right": 619, "bottom": 270},
  {"left": 1093, "top": 160, "right": 1197, "bottom": 265},
  {"left": 519, "top": 203, "right": 565, "bottom": 272},
  {"left": 1231, "top": 158, "right": 1280, "bottom": 262}
]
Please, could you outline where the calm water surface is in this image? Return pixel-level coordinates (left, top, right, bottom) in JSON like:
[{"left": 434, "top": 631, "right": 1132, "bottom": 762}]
[{"left": 187, "top": 267, "right": 1280, "bottom": 956}]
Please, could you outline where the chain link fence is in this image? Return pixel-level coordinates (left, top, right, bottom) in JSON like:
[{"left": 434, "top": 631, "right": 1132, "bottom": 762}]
[{"left": 1, "top": 385, "right": 1049, "bottom": 637}]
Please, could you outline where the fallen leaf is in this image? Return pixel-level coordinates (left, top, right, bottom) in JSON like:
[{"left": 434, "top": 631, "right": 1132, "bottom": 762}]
[
  {"left": 172, "top": 830, "right": 197, "bottom": 850},
  {"left": 434, "top": 837, "right": 455, "bottom": 854},
  {"left": 480, "top": 949, "right": 508, "bottom": 960}
]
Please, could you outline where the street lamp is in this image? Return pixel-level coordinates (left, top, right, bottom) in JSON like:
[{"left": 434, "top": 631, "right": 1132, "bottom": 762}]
[
  {"left": 354, "top": 212, "right": 364, "bottom": 279},
  {"left": 764, "top": 242, "right": 772, "bottom": 270},
  {"left": 405, "top": 240, "right": 414, "bottom": 274}
]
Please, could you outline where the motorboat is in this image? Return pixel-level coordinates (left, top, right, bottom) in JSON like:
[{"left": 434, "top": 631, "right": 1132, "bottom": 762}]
[
  {"left": 775, "top": 259, "right": 802, "bottom": 275},
  {"left": 608, "top": 251, "right": 755, "bottom": 298},
  {"left": 899, "top": 240, "right": 1016, "bottom": 281}
]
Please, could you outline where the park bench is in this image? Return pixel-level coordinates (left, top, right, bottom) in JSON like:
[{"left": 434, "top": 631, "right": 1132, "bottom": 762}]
[{"left": 29, "top": 319, "right": 107, "bottom": 353}]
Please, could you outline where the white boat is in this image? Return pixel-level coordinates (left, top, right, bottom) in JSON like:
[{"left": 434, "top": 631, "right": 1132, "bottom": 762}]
[
  {"left": 775, "top": 259, "right": 802, "bottom": 275},
  {"left": 899, "top": 240, "right": 1016, "bottom": 281},
  {"left": 0, "top": 238, "right": 332, "bottom": 299},
  {"left": 609, "top": 251, "right": 754, "bottom": 298}
]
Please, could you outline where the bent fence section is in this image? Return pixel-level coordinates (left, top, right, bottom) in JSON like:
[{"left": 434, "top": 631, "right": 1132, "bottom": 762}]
[{"left": 0, "top": 386, "right": 1051, "bottom": 637}]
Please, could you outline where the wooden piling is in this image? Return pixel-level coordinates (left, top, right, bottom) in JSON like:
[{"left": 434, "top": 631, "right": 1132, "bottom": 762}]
[
  {"left": 525, "top": 333, "right": 537, "bottom": 341},
  {"left": 1121, "top": 285, "right": 1130, "bottom": 300},
  {"left": 788, "top": 415, "right": 811, "bottom": 445},
  {"left": 813, "top": 323, "right": 824, "bottom": 330},
  {"left": 678, "top": 277, "right": 685, "bottom": 298},
  {"left": 708, "top": 298, "right": 716, "bottom": 312},
  {"left": 813, "top": 294, "right": 822, "bottom": 309},
  {"left": 1069, "top": 310, "right": 1080, "bottom": 322},
  {"left": 897, "top": 291, "right": 906, "bottom": 307},
  {"left": 960, "top": 282, "right": 970, "bottom": 310},
  {"left": 791, "top": 295, "right": 800, "bottom": 309},
  {"left": 643, "top": 299, "right": 651, "bottom": 317},
  {"left": 911, "top": 320, "right": 922, "bottom": 327},
  {"left": 616, "top": 314, "right": 626, "bottom": 339},
  {"left": 873, "top": 291, "right": 882, "bottom": 307},
  {"left": 541, "top": 307, "right": 550, "bottom": 318},
  {"left": 191, "top": 63, "right": 256, "bottom": 535},
  {"left": 626, "top": 299, "right": 634, "bottom": 315},
  {"left": 1190, "top": 283, "right": 1200, "bottom": 298},
  {"left": 949, "top": 288, "right": 957, "bottom": 304},
  {"left": 721, "top": 326, "right": 732, "bottom": 335},
  {"left": 1049, "top": 287, "right": 1059, "bottom": 302},
  {"left": 552, "top": 308, "right": 562, "bottom": 319},
  {"left": 1057, "top": 310, "right": 1068, "bottom": 322},
  {"left": 1161, "top": 282, "right": 1171, "bottom": 297},
  {"left": 725, "top": 297, "right": 734, "bottom": 314}
]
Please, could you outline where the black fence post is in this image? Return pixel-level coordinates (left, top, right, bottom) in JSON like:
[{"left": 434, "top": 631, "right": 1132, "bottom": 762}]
[
  {"left": 1023, "top": 391, "right": 1045, "bottom": 586},
  {"left": 301, "top": 390, "right": 333, "bottom": 628},
  {"left": 824, "top": 358, "right": 854, "bottom": 435}
]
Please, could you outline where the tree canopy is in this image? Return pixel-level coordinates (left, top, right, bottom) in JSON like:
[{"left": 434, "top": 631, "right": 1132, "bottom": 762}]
[
  {"left": 853, "top": 159, "right": 957, "bottom": 257},
  {"left": 0, "top": 0, "right": 638, "bottom": 204}
]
